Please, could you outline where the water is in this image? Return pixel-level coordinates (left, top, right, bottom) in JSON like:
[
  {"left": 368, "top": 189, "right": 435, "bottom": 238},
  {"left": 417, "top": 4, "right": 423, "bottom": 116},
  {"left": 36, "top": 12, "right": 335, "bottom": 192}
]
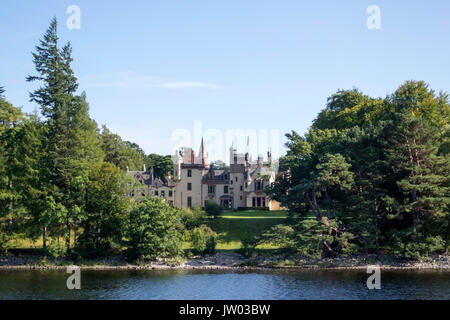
[{"left": 0, "top": 269, "right": 449, "bottom": 300}]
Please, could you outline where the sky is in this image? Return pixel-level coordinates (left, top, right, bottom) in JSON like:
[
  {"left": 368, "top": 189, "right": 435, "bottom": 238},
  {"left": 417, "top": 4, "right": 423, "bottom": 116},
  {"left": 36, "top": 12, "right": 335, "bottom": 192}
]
[{"left": 1, "top": 0, "right": 450, "bottom": 162}]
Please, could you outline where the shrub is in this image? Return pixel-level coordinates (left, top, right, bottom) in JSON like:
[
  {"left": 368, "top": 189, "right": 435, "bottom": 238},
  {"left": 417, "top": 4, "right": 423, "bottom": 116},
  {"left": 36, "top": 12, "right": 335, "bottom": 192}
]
[
  {"left": 126, "top": 197, "right": 183, "bottom": 261},
  {"left": 180, "top": 206, "right": 206, "bottom": 229},
  {"left": 191, "top": 225, "right": 217, "bottom": 255},
  {"left": 238, "top": 237, "right": 258, "bottom": 258},
  {"left": 0, "top": 232, "right": 12, "bottom": 254},
  {"left": 47, "top": 241, "right": 67, "bottom": 259},
  {"left": 204, "top": 201, "right": 223, "bottom": 219}
]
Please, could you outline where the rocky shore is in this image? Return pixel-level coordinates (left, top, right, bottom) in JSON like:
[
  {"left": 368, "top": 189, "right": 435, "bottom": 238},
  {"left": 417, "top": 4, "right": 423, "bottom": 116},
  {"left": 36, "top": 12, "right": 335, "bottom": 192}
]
[{"left": 1, "top": 251, "right": 449, "bottom": 271}]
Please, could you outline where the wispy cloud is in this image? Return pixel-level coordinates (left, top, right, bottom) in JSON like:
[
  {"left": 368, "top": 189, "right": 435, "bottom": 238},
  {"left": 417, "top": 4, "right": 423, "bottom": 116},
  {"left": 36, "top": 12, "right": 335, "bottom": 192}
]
[
  {"left": 158, "top": 81, "right": 221, "bottom": 89},
  {"left": 80, "top": 71, "right": 221, "bottom": 90}
]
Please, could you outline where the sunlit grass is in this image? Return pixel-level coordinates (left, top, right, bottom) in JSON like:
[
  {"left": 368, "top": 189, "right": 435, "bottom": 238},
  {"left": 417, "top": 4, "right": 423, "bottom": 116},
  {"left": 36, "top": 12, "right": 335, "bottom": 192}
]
[{"left": 210, "top": 209, "right": 288, "bottom": 250}]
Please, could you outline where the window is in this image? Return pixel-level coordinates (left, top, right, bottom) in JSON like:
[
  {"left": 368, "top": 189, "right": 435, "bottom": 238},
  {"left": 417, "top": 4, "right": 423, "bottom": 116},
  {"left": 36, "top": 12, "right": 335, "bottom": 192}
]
[
  {"left": 262, "top": 197, "right": 266, "bottom": 207},
  {"left": 187, "top": 183, "right": 192, "bottom": 191},
  {"left": 256, "top": 181, "right": 262, "bottom": 191},
  {"left": 245, "top": 183, "right": 248, "bottom": 188},
  {"left": 231, "top": 180, "right": 233, "bottom": 185},
  {"left": 208, "top": 185, "right": 215, "bottom": 194},
  {"left": 187, "top": 169, "right": 192, "bottom": 177},
  {"left": 257, "top": 197, "right": 261, "bottom": 207},
  {"left": 240, "top": 186, "right": 243, "bottom": 191},
  {"left": 235, "top": 177, "right": 238, "bottom": 182},
  {"left": 154, "top": 191, "right": 159, "bottom": 196},
  {"left": 161, "top": 190, "right": 165, "bottom": 197},
  {"left": 169, "top": 190, "right": 173, "bottom": 197},
  {"left": 224, "top": 186, "right": 229, "bottom": 194},
  {"left": 252, "top": 197, "right": 256, "bottom": 207},
  {"left": 187, "top": 197, "right": 192, "bottom": 208}
]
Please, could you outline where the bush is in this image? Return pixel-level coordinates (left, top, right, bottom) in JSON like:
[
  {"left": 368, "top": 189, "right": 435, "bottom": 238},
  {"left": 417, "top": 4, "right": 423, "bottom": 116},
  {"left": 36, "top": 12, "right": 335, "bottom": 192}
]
[
  {"left": 47, "top": 241, "right": 67, "bottom": 259},
  {"left": 0, "top": 232, "right": 12, "bottom": 254},
  {"left": 126, "top": 197, "right": 183, "bottom": 261},
  {"left": 191, "top": 225, "right": 217, "bottom": 255},
  {"left": 238, "top": 237, "right": 258, "bottom": 258},
  {"left": 204, "top": 201, "right": 223, "bottom": 219},
  {"left": 180, "top": 206, "right": 206, "bottom": 229},
  {"left": 258, "top": 224, "right": 296, "bottom": 251}
]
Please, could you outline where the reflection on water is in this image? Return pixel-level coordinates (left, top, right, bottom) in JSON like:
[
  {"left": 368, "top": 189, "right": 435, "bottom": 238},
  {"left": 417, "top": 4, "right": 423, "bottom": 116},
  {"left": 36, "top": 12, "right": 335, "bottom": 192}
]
[{"left": 0, "top": 269, "right": 449, "bottom": 300}]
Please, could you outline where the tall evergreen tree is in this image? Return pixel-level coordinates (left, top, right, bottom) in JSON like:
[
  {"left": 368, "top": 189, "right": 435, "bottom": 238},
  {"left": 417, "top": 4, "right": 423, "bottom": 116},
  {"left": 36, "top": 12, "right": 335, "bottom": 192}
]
[{"left": 27, "top": 18, "right": 104, "bottom": 252}]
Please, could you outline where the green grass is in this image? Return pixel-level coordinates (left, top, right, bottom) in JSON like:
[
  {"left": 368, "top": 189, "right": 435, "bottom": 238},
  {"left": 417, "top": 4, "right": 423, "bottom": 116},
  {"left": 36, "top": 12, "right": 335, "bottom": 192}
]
[
  {"left": 9, "top": 210, "right": 290, "bottom": 253},
  {"left": 209, "top": 210, "right": 288, "bottom": 250}
]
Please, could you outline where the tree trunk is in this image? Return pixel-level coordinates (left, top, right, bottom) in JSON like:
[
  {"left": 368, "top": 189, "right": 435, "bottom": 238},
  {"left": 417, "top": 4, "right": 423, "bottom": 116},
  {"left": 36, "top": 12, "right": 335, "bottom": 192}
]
[
  {"left": 66, "top": 224, "right": 71, "bottom": 252},
  {"left": 324, "top": 191, "right": 333, "bottom": 219},
  {"left": 42, "top": 225, "right": 47, "bottom": 252}
]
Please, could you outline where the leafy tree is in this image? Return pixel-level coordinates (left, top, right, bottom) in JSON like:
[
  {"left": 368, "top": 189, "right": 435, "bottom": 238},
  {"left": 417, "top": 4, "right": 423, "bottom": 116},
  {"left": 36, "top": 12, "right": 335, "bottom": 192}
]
[
  {"left": 126, "top": 197, "right": 182, "bottom": 261},
  {"left": 267, "top": 81, "right": 449, "bottom": 259},
  {"left": 76, "top": 162, "right": 131, "bottom": 258},
  {"left": 101, "top": 125, "right": 144, "bottom": 171},
  {"left": 145, "top": 154, "right": 173, "bottom": 180}
]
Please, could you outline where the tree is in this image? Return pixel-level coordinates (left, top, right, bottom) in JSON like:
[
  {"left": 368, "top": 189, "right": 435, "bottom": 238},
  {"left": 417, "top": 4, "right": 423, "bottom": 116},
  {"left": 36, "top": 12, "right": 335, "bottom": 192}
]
[
  {"left": 145, "top": 154, "right": 173, "bottom": 180},
  {"left": 267, "top": 81, "right": 449, "bottom": 259},
  {"left": 101, "top": 126, "right": 144, "bottom": 171},
  {"left": 76, "top": 162, "right": 131, "bottom": 258},
  {"left": 27, "top": 19, "right": 104, "bottom": 251},
  {"left": 382, "top": 113, "right": 449, "bottom": 257},
  {"left": 126, "top": 197, "right": 182, "bottom": 261}
]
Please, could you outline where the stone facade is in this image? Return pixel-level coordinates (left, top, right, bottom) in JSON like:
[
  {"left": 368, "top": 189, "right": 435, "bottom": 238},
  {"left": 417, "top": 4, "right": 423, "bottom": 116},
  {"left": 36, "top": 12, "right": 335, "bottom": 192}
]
[{"left": 128, "top": 140, "right": 281, "bottom": 211}]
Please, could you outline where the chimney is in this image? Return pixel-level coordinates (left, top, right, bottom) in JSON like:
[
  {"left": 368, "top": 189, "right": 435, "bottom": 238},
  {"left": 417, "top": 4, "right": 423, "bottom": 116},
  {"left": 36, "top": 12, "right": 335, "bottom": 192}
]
[{"left": 191, "top": 149, "right": 195, "bottom": 164}]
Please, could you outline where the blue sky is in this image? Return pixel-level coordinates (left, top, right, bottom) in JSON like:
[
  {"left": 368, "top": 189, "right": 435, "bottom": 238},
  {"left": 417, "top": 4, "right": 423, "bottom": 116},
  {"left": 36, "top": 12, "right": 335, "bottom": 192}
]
[{"left": 1, "top": 0, "right": 449, "bottom": 160}]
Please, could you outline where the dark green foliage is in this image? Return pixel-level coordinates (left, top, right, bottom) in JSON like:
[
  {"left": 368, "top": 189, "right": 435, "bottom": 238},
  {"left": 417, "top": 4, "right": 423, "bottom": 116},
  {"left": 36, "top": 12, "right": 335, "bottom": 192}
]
[
  {"left": 75, "top": 163, "right": 130, "bottom": 258},
  {"left": 180, "top": 206, "right": 207, "bottom": 230},
  {"left": 101, "top": 125, "right": 144, "bottom": 171},
  {"left": 145, "top": 154, "right": 173, "bottom": 180},
  {"left": 204, "top": 200, "right": 223, "bottom": 219},
  {"left": 191, "top": 224, "right": 217, "bottom": 255},
  {"left": 266, "top": 80, "right": 450, "bottom": 259},
  {"left": 125, "top": 197, "right": 183, "bottom": 261}
]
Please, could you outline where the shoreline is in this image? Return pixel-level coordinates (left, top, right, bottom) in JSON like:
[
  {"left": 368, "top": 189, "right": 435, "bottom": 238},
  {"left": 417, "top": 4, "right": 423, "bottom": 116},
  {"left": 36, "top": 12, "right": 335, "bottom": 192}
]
[
  {"left": 1, "top": 252, "right": 449, "bottom": 272},
  {"left": 1, "top": 265, "right": 450, "bottom": 272}
]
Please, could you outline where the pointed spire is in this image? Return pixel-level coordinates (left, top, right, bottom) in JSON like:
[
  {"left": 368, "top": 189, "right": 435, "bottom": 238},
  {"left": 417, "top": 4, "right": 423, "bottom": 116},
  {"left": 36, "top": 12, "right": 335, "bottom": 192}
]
[{"left": 199, "top": 137, "right": 205, "bottom": 158}]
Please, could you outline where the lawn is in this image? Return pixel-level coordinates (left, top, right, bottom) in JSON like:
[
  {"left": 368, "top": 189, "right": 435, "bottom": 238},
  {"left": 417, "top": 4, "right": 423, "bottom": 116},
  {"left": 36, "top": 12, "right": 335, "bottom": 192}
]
[
  {"left": 208, "top": 210, "right": 288, "bottom": 250},
  {"left": 8, "top": 210, "right": 290, "bottom": 253}
]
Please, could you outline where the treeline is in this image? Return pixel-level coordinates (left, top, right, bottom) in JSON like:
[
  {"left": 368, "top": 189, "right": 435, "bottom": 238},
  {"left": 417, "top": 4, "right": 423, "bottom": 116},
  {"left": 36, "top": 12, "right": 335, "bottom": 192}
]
[
  {"left": 264, "top": 83, "right": 449, "bottom": 259},
  {"left": 0, "top": 19, "right": 176, "bottom": 260}
]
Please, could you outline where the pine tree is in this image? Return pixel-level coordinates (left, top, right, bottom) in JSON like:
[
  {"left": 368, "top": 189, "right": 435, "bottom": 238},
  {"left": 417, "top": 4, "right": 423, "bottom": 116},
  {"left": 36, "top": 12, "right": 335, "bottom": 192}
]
[{"left": 27, "top": 18, "right": 105, "bottom": 252}]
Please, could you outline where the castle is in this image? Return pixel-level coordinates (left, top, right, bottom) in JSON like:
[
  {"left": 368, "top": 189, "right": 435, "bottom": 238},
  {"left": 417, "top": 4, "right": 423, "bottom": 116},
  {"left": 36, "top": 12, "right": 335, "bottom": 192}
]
[{"left": 127, "top": 139, "right": 281, "bottom": 211}]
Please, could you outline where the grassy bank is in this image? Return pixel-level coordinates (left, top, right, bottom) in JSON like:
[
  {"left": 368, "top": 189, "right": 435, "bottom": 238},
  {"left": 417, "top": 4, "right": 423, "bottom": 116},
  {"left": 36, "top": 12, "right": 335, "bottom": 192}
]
[{"left": 209, "top": 210, "right": 288, "bottom": 250}]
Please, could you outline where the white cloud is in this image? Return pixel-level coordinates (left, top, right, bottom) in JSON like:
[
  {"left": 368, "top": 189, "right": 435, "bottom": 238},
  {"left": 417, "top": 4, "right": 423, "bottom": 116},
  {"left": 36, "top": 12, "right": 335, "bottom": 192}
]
[
  {"left": 158, "top": 81, "right": 221, "bottom": 89},
  {"left": 80, "top": 71, "right": 221, "bottom": 90}
]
